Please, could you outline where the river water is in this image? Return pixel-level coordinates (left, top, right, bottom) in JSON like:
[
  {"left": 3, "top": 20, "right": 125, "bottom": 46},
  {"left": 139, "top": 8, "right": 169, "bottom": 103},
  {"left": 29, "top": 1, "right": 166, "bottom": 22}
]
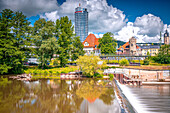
[
  {"left": 0, "top": 78, "right": 121, "bottom": 113},
  {"left": 125, "top": 85, "right": 170, "bottom": 113}
]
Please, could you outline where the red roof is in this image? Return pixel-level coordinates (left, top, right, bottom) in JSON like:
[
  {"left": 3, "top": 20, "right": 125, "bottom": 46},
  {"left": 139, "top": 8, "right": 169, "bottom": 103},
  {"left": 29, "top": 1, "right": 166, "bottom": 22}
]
[
  {"left": 118, "top": 41, "right": 140, "bottom": 50},
  {"left": 118, "top": 42, "right": 129, "bottom": 50},
  {"left": 82, "top": 34, "right": 100, "bottom": 48}
]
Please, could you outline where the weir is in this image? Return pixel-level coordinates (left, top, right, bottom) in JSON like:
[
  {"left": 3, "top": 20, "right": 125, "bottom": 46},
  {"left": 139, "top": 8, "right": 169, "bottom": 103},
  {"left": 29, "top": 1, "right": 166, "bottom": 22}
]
[{"left": 104, "top": 69, "right": 142, "bottom": 86}]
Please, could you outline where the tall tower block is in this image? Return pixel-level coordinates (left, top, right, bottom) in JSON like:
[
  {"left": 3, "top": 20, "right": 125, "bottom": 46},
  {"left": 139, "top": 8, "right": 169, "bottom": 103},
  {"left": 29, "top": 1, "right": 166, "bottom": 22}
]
[
  {"left": 164, "top": 30, "right": 169, "bottom": 45},
  {"left": 75, "top": 4, "right": 88, "bottom": 42}
]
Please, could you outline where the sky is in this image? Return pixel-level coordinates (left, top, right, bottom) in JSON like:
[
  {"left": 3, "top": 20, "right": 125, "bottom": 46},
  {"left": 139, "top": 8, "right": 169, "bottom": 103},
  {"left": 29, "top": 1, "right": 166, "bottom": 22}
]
[{"left": 0, "top": 0, "right": 170, "bottom": 43}]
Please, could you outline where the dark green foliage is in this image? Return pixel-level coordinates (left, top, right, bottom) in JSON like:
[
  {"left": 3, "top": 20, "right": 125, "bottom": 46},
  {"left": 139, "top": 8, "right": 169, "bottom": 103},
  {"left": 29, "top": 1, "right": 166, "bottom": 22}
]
[
  {"left": 39, "top": 37, "right": 58, "bottom": 68},
  {"left": 71, "top": 36, "right": 85, "bottom": 61},
  {"left": 143, "top": 58, "right": 149, "bottom": 65},
  {"left": 108, "top": 74, "right": 114, "bottom": 78},
  {"left": 0, "top": 9, "right": 31, "bottom": 74},
  {"left": 98, "top": 32, "right": 117, "bottom": 54},
  {"left": 153, "top": 45, "right": 170, "bottom": 64},
  {"left": 32, "top": 18, "right": 58, "bottom": 68},
  {"left": 56, "top": 16, "right": 74, "bottom": 67}
]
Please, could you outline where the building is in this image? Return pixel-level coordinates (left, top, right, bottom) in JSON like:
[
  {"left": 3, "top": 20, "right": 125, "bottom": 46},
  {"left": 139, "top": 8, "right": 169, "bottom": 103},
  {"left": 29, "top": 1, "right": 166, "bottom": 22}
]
[
  {"left": 164, "top": 30, "right": 169, "bottom": 45},
  {"left": 75, "top": 3, "right": 88, "bottom": 42},
  {"left": 139, "top": 45, "right": 160, "bottom": 56},
  {"left": 117, "top": 37, "right": 141, "bottom": 55},
  {"left": 82, "top": 34, "right": 100, "bottom": 55}
]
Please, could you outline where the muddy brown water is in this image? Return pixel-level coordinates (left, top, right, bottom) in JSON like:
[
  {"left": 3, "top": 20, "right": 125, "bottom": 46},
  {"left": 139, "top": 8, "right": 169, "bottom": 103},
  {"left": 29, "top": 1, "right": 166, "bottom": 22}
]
[{"left": 0, "top": 78, "right": 121, "bottom": 113}]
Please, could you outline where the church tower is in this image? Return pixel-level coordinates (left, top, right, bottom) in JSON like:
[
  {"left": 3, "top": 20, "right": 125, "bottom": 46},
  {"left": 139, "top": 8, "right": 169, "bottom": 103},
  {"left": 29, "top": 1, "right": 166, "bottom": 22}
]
[
  {"left": 129, "top": 37, "right": 137, "bottom": 55},
  {"left": 164, "top": 30, "right": 169, "bottom": 45}
]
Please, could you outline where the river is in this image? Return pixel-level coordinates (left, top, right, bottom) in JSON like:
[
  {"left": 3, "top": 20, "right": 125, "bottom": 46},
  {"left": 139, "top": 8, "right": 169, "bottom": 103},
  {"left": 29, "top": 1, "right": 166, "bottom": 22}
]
[
  {"left": 126, "top": 84, "right": 170, "bottom": 113},
  {"left": 0, "top": 78, "right": 121, "bottom": 113}
]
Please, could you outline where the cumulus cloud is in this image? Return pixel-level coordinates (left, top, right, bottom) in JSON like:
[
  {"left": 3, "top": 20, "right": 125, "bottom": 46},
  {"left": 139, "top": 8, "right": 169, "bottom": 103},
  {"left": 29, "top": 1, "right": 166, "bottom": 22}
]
[
  {"left": 40, "top": 0, "right": 127, "bottom": 33},
  {"left": 134, "top": 14, "right": 164, "bottom": 37},
  {"left": 115, "top": 14, "right": 167, "bottom": 43},
  {"left": 0, "top": 0, "right": 58, "bottom": 16}
]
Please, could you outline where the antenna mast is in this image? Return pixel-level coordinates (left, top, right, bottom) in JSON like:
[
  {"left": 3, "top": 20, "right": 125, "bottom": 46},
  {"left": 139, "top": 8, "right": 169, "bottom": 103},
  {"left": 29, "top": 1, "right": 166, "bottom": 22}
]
[{"left": 159, "top": 31, "right": 162, "bottom": 47}]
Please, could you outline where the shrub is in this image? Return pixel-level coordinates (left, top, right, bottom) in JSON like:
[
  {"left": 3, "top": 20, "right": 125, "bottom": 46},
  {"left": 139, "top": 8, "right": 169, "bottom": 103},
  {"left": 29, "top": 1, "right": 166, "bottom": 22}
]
[
  {"left": 33, "top": 70, "right": 38, "bottom": 75},
  {"left": 108, "top": 74, "right": 114, "bottom": 78},
  {"left": 143, "top": 58, "right": 149, "bottom": 65},
  {"left": 44, "top": 71, "right": 48, "bottom": 75},
  {"left": 96, "top": 74, "right": 103, "bottom": 78},
  {"left": 119, "top": 58, "right": 129, "bottom": 66},
  {"left": 94, "top": 73, "right": 100, "bottom": 77}
]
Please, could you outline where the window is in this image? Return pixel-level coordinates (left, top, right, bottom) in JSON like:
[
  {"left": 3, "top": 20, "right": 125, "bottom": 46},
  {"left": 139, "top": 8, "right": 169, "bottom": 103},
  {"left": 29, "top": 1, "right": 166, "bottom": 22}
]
[{"left": 84, "top": 42, "right": 89, "bottom": 46}]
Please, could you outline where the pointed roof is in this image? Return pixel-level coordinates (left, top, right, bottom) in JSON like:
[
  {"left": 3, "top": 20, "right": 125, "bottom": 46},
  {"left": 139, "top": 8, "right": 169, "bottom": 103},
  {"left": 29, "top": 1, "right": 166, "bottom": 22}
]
[
  {"left": 118, "top": 42, "right": 129, "bottom": 50},
  {"left": 164, "top": 30, "right": 169, "bottom": 37},
  {"left": 118, "top": 40, "right": 140, "bottom": 50},
  {"left": 82, "top": 34, "right": 100, "bottom": 48}
]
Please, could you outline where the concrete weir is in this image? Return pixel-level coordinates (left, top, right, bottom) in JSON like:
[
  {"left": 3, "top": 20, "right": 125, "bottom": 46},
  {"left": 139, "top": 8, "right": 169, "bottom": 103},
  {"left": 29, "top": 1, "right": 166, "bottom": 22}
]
[{"left": 104, "top": 68, "right": 143, "bottom": 86}]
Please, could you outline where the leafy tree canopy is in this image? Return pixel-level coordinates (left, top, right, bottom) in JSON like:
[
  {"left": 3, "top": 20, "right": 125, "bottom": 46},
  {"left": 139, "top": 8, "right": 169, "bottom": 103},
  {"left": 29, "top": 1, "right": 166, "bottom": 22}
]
[
  {"left": 77, "top": 55, "right": 106, "bottom": 76},
  {"left": 153, "top": 44, "right": 170, "bottom": 64},
  {"left": 0, "top": 9, "right": 31, "bottom": 74},
  {"left": 98, "top": 32, "right": 117, "bottom": 54}
]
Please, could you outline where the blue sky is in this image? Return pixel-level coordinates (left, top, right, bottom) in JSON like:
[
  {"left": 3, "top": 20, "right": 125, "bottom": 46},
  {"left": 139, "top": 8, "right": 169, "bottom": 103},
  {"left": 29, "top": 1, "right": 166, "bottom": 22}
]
[
  {"left": 0, "top": 0, "right": 170, "bottom": 43},
  {"left": 107, "top": 0, "right": 170, "bottom": 24}
]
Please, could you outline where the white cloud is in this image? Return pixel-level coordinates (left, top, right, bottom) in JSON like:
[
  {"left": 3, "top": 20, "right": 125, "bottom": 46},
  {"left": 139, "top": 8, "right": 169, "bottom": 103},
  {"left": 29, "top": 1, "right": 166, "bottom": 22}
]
[
  {"left": 0, "top": 0, "right": 58, "bottom": 16},
  {"left": 40, "top": 11, "right": 60, "bottom": 22},
  {"left": 134, "top": 14, "right": 164, "bottom": 37},
  {"left": 40, "top": 0, "right": 127, "bottom": 33},
  {"left": 115, "top": 14, "right": 167, "bottom": 43}
]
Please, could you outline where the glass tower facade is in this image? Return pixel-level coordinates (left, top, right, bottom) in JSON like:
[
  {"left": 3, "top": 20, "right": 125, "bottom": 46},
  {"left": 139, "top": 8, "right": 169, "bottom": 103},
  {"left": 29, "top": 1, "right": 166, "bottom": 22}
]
[{"left": 75, "top": 6, "right": 88, "bottom": 42}]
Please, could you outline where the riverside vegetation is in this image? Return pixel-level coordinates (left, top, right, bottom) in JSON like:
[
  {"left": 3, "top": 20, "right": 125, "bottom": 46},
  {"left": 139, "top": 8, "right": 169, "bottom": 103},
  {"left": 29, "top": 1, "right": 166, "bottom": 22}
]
[{"left": 0, "top": 9, "right": 169, "bottom": 77}]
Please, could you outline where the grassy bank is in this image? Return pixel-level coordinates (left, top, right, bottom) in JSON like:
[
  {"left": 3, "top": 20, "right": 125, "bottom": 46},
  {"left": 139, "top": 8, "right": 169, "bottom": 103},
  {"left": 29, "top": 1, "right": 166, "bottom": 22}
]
[{"left": 24, "top": 66, "right": 78, "bottom": 78}]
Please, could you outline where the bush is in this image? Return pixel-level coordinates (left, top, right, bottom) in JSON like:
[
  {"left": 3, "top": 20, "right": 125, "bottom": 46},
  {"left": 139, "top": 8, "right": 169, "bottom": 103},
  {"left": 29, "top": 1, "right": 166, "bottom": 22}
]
[
  {"left": 44, "top": 71, "right": 48, "bottom": 75},
  {"left": 49, "top": 70, "right": 53, "bottom": 74},
  {"left": 143, "top": 59, "right": 149, "bottom": 65},
  {"left": 119, "top": 58, "right": 129, "bottom": 66},
  {"left": 33, "top": 70, "right": 38, "bottom": 75},
  {"left": 96, "top": 74, "right": 103, "bottom": 78},
  {"left": 106, "top": 60, "right": 118, "bottom": 64},
  {"left": 94, "top": 73, "right": 100, "bottom": 77},
  {"left": 108, "top": 74, "right": 114, "bottom": 78}
]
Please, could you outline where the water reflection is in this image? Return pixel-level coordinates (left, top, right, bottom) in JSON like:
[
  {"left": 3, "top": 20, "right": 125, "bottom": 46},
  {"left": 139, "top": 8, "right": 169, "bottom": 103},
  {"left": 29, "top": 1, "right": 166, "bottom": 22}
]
[{"left": 0, "top": 79, "right": 120, "bottom": 113}]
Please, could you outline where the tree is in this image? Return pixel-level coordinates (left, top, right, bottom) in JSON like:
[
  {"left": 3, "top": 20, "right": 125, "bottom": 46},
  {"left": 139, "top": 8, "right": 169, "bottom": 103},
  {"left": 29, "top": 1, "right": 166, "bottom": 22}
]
[
  {"left": 153, "top": 44, "right": 170, "bottom": 64},
  {"left": 0, "top": 9, "right": 31, "bottom": 74},
  {"left": 71, "top": 36, "right": 85, "bottom": 61},
  {"left": 98, "top": 32, "right": 117, "bottom": 54},
  {"left": 56, "top": 16, "right": 74, "bottom": 67},
  {"left": 39, "top": 37, "right": 58, "bottom": 68},
  {"left": 119, "top": 58, "right": 129, "bottom": 66},
  {"left": 32, "top": 19, "right": 57, "bottom": 68},
  {"left": 77, "top": 55, "right": 106, "bottom": 76}
]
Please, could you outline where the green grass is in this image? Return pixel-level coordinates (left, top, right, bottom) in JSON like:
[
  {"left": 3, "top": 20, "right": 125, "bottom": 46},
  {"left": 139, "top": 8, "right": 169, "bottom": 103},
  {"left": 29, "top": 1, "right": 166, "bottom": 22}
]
[{"left": 24, "top": 66, "right": 78, "bottom": 78}]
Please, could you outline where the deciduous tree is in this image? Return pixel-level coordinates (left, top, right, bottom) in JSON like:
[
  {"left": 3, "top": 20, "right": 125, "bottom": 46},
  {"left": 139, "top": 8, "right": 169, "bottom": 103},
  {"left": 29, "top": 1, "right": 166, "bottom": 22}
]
[
  {"left": 98, "top": 32, "right": 117, "bottom": 54},
  {"left": 77, "top": 55, "right": 106, "bottom": 76}
]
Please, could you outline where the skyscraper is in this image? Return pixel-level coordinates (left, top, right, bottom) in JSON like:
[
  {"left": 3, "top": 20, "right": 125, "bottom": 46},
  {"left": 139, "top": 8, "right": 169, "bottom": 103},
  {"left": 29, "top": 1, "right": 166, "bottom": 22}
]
[{"left": 75, "top": 3, "right": 88, "bottom": 42}]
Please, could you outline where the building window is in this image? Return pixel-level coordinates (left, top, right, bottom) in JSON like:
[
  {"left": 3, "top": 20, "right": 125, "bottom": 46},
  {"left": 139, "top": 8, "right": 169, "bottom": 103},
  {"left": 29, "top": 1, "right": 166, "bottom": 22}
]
[{"left": 84, "top": 42, "right": 89, "bottom": 46}]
